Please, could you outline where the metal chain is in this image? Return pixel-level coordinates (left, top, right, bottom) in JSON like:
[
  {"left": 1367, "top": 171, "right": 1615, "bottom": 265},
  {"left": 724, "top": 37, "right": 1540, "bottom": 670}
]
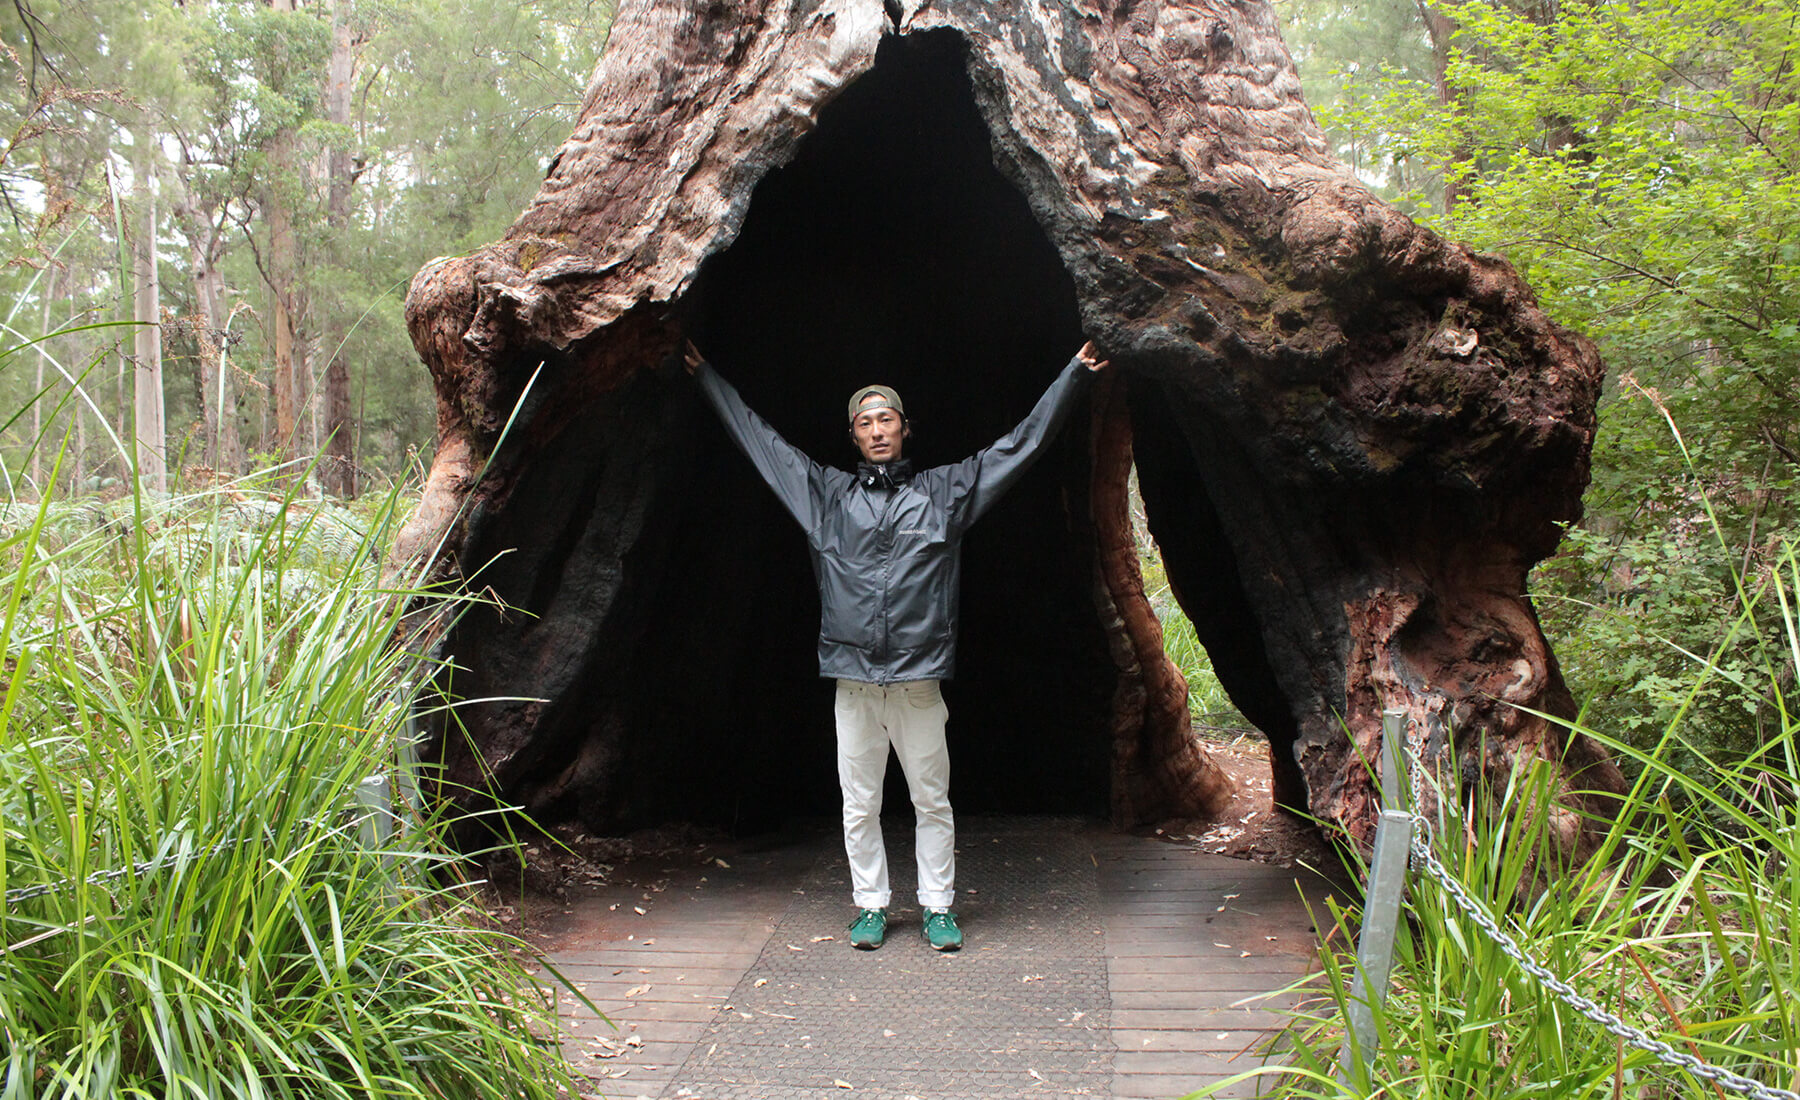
[
  {"left": 1406, "top": 717, "right": 1429, "bottom": 815},
  {"left": 1406, "top": 821, "right": 1800, "bottom": 1100},
  {"left": 6, "top": 776, "right": 414, "bottom": 909},
  {"left": 5, "top": 836, "right": 252, "bottom": 905}
]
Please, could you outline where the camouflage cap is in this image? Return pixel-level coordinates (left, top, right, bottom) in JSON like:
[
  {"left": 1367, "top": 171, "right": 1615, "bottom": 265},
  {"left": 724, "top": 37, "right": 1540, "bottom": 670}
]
[{"left": 847, "top": 384, "right": 905, "bottom": 424}]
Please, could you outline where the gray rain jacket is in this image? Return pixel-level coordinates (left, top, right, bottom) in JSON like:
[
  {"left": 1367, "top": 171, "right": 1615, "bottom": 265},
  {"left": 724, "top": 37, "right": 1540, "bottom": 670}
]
[{"left": 695, "top": 357, "right": 1091, "bottom": 684}]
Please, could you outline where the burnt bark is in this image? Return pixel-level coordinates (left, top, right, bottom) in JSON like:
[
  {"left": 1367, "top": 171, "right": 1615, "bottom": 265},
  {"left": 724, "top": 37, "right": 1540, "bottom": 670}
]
[{"left": 401, "top": 0, "right": 1625, "bottom": 849}]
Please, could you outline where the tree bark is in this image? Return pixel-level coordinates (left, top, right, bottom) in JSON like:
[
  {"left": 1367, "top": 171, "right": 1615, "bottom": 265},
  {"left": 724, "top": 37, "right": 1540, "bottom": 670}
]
[
  {"left": 264, "top": 0, "right": 303, "bottom": 474},
  {"left": 400, "top": 0, "right": 1625, "bottom": 851},
  {"left": 319, "top": 0, "right": 358, "bottom": 497},
  {"left": 1091, "top": 372, "right": 1236, "bottom": 824},
  {"left": 170, "top": 151, "right": 241, "bottom": 478}
]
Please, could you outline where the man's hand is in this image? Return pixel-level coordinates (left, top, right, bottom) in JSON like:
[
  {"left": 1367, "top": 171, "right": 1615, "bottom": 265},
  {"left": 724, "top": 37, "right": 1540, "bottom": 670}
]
[
  {"left": 683, "top": 339, "right": 705, "bottom": 375},
  {"left": 1077, "top": 340, "right": 1110, "bottom": 373}
]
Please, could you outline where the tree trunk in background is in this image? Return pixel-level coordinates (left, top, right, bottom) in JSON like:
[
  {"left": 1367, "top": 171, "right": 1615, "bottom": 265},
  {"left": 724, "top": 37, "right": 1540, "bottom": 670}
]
[
  {"left": 399, "top": 0, "right": 1626, "bottom": 853},
  {"left": 132, "top": 150, "right": 167, "bottom": 494},
  {"left": 319, "top": 0, "right": 358, "bottom": 497},
  {"left": 171, "top": 156, "right": 241, "bottom": 479},
  {"left": 1417, "top": 0, "right": 1464, "bottom": 213},
  {"left": 265, "top": 0, "right": 303, "bottom": 474},
  {"left": 266, "top": 178, "right": 300, "bottom": 470}
]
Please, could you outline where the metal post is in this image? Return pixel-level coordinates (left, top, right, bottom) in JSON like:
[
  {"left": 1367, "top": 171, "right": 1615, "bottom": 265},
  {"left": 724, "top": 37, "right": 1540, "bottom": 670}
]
[
  {"left": 395, "top": 699, "right": 423, "bottom": 815},
  {"left": 355, "top": 773, "right": 396, "bottom": 852},
  {"left": 1338, "top": 707, "right": 1415, "bottom": 1082}
]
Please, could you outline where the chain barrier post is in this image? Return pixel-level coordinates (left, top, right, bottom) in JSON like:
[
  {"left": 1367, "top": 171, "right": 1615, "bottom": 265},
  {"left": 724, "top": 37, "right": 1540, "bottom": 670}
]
[
  {"left": 355, "top": 773, "right": 396, "bottom": 859},
  {"left": 395, "top": 698, "right": 423, "bottom": 816},
  {"left": 1337, "top": 707, "right": 1415, "bottom": 1084}
]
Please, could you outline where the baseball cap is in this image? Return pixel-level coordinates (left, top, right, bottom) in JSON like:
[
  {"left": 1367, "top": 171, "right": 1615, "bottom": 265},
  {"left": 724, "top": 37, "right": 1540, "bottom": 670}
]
[{"left": 847, "top": 384, "right": 905, "bottom": 423}]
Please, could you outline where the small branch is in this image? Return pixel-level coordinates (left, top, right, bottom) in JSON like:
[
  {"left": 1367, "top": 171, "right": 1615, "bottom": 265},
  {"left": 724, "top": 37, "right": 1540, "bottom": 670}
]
[
  {"left": 1624, "top": 945, "right": 1728, "bottom": 1100},
  {"left": 1515, "top": 236, "right": 1763, "bottom": 333}
]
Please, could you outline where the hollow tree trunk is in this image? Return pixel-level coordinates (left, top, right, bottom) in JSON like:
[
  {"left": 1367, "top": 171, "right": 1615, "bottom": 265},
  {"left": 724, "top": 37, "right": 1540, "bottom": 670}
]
[{"left": 400, "top": 0, "right": 1625, "bottom": 851}]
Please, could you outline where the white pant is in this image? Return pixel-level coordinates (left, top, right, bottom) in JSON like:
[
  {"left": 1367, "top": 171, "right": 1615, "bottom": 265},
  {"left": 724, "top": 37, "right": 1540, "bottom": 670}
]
[{"left": 833, "top": 678, "right": 955, "bottom": 910}]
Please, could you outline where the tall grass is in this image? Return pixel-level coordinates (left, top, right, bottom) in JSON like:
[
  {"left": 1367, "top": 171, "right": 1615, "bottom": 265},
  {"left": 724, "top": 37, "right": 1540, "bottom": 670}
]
[
  {"left": 1209, "top": 537, "right": 1800, "bottom": 1098},
  {"left": 0, "top": 450, "right": 577, "bottom": 1096}
]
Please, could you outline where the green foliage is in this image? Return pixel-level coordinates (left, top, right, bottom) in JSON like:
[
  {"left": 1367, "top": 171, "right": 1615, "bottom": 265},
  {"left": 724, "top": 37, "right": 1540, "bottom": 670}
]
[
  {"left": 1275, "top": 0, "right": 1440, "bottom": 200},
  {"left": 1197, "top": 543, "right": 1800, "bottom": 1099},
  {"left": 0, "top": 429, "right": 580, "bottom": 1094}
]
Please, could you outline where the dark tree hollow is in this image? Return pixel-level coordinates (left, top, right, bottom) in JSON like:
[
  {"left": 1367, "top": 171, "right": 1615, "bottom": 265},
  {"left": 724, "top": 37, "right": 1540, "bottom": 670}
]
[{"left": 430, "top": 32, "right": 1220, "bottom": 834}]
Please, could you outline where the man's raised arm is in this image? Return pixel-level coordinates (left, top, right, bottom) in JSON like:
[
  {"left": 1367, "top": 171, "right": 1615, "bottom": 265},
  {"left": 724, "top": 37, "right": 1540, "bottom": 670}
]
[
  {"left": 947, "top": 341, "right": 1109, "bottom": 528},
  {"left": 687, "top": 342, "right": 825, "bottom": 532}
]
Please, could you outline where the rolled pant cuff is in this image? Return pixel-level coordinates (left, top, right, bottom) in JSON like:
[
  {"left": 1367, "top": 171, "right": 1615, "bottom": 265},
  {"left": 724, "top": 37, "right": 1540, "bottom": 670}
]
[
  {"left": 917, "top": 891, "right": 955, "bottom": 909},
  {"left": 853, "top": 892, "right": 891, "bottom": 909}
]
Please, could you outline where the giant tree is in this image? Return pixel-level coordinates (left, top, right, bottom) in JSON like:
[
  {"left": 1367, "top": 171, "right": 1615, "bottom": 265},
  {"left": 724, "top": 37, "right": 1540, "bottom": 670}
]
[{"left": 396, "top": 0, "right": 1627, "bottom": 850}]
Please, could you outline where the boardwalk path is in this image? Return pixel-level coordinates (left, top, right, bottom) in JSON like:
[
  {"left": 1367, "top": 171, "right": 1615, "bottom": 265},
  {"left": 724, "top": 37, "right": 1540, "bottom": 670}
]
[{"left": 530, "top": 817, "right": 1332, "bottom": 1100}]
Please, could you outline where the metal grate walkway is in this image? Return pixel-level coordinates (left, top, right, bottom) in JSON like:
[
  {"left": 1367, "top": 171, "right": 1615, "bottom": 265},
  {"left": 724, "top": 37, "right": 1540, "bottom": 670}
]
[{"left": 533, "top": 816, "right": 1327, "bottom": 1099}]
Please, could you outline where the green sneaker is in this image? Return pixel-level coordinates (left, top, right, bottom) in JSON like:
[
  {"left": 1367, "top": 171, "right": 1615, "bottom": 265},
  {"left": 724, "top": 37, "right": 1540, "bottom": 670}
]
[
  {"left": 847, "top": 908, "right": 887, "bottom": 950},
  {"left": 922, "top": 908, "right": 963, "bottom": 951}
]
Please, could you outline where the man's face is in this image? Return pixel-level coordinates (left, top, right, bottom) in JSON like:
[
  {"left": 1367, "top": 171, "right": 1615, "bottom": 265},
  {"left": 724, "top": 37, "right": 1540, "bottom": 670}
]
[{"left": 851, "top": 400, "right": 907, "bottom": 464}]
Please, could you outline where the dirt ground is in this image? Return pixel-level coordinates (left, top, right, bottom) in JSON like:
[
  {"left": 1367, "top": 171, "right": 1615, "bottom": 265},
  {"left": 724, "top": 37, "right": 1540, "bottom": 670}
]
[{"left": 1159, "top": 732, "right": 1338, "bottom": 871}]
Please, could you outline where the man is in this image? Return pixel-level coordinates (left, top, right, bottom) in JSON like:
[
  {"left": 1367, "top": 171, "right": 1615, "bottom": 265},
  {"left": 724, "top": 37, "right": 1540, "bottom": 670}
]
[{"left": 685, "top": 339, "right": 1109, "bottom": 951}]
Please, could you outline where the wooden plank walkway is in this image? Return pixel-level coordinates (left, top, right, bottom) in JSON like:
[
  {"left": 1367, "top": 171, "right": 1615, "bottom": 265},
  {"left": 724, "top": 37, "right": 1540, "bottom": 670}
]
[{"left": 527, "top": 817, "right": 1330, "bottom": 1099}]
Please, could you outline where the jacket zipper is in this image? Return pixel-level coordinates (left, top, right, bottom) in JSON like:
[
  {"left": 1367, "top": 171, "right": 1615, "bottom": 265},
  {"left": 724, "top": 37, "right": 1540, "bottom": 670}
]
[{"left": 874, "top": 484, "right": 900, "bottom": 684}]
